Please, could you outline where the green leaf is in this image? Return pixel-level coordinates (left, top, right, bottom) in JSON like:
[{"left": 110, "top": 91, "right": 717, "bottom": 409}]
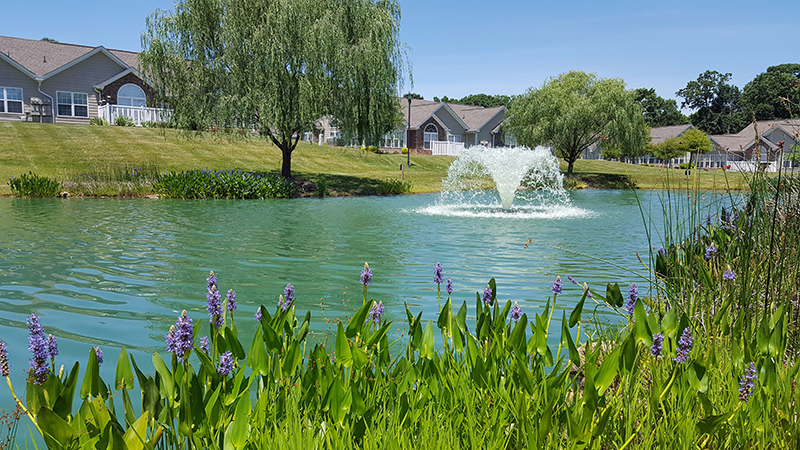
[
  {"left": 346, "top": 300, "right": 372, "bottom": 338},
  {"left": 633, "top": 299, "right": 652, "bottom": 346},
  {"left": 696, "top": 412, "right": 732, "bottom": 435},
  {"left": 456, "top": 301, "right": 468, "bottom": 333},
  {"left": 488, "top": 277, "right": 497, "bottom": 303},
  {"left": 115, "top": 348, "right": 134, "bottom": 391},
  {"left": 335, "top": 321, "right": 353, "bottom": 368},
  {"left": 247, "top": 326, "right": 269, "bottom": 376},
  {"left": 366, "top": 321, "right": 392, "bottom": 347},
  {"left": 560, "top": 312, "right": 580, "bottom": 367},
  {"left": 661, "top": 308, "right": 678, "bottom": 338},
  {"left": 122, "top": 411, "right": 149, "bottom": 450},
  {"left": 281, "top": 341, "right": 302, "bottom": 377},
  {"left": 226, "top": 392, "right": 251, "bottom": 449},
  {"left": 687, "top": 361, "right": 709, "bottom": 393},
  {"left": 80, "top": 346, "right": 101, "bottom": 399},
  {"left": 594, "top": 346, "right": 621, "bottom": 395},
  {"left": 420, "top": 321, "right": 435, "bottom": 360},
  {"left": 569, "top": 287, "right": 588, "bottom": 328},
  {"left": 151, "top": 352, "right": 174, "bottom": 402},
  {"left": 36, "top": 408, "right": 78, "bottom": 450},
  {"left": 606, "top": 283, "right": 623, "bottom": 308},
  {"left": 223, "top": 326, "right": 246, "bottom": 360},
  {"left": 437, "top": 298, "right": 452, "bottom": 329},
  {"left": 52, "top": 362, "right": 80, "bottom": 418},
  {"left": 509, "top": 314, "right": 528, "bottom": 351}
]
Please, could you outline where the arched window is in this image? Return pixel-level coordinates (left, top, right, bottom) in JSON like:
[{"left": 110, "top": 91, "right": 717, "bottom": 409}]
[
  {"left": 423, "top": 123, "right": 438, "bottom": 149},
  {"left": 117, "top": 84, "right": 146, "bottom": 107}
]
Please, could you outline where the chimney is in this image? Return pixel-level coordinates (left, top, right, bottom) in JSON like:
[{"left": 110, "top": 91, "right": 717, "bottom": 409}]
[{"left": 43, "top": 55, "right": 47, "bottom": 63}]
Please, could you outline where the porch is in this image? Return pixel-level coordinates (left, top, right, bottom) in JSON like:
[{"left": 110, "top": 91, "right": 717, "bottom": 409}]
[{"left": 98, "top": 104, "right": 171, "bottom": 126}]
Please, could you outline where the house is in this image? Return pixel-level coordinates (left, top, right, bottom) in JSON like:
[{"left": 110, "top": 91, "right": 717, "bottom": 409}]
[
  {"left": 0, "top": 35, "right": 166, "bottom": 125},
  {"left": 581, "top": 124, "right": 695, "bottom": 167},
  {"left": 305, "top": 99, "right": 508, "bottom": 155},
  {"left": 708, "top": 119, "right": 800, "bottom": 172}
]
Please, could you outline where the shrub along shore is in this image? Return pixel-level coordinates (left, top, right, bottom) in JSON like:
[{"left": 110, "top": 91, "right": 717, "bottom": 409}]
[{"left": 1, "top": 122, "right": 751, "bottom": 198}]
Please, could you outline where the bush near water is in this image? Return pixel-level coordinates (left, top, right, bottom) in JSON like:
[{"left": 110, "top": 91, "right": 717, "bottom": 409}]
[{"left": 3, "top": 171, "right": 800, "bottom": 449}]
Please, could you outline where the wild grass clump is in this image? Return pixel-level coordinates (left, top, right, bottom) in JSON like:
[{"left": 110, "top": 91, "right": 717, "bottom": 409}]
[
  {"left": 377, "top": 178, "right": 412, "bottom": 195},
  {"left": 59, "top": 163, "right": 161, "bottom": 197},
  {"left": 154, "top": 168, "right": 297, "bottom": 199},
  {"left": 9, "top": 172, "right": 61, "bottom": 197}
]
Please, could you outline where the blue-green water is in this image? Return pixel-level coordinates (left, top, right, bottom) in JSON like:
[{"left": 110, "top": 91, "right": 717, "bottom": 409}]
[{"left": 0, "top": 190, "right": 671, "bottom": 408}]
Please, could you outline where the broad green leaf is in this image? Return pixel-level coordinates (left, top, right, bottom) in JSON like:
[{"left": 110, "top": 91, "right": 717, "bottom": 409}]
[
  {"left": 122, "top": 411, "right": 149, "bottom": 450},
  {"left": 696, "top": 412, "right": 732, "bottom": 435},
  {"left": 115, "top": 347, "right": 134, "bottom": 390},
  {"left": 661, "top": 308, "right": 678, "bottom": 337},
  {"left": 560, "top": 312, "right": 580, "bottom": 367},
  {"left": 151, "top": 352, "right": 174, "bottom": 402},
  {"left": 420, "top": 321, "right": 435, "bottom": 360},
  {"left": 606, "top": 283, "right": 623, "bottom": 308},
  {"left": 37, "top": 408, "right": 78, "bottom": 450},
  {"left": 366, "top": 321, "right": 392, "bottom": 347},
  {"left": 509, "top": 314, "right": 528, "bottom": 351},
  {"left": 437, "top": 297, "right": 452, "bottom": 329},
  {"left": 633, "top": 299, "right": 652, "bottom": 346},
  {"left": 262, "top": 321, "right": 281, "bottom": 353},
  {"left": 488, "top": 278, "right": 497, "bottom": 302},
  {"left": 456, "top": 301, "right": 468, "bottom": 333},
  {"left": 281, "top": 341, "right": 302, "bottom": 377},
  {"left": 247, "top": 326, "right": 269, "bottom": 376},
  {"left": 594, "top": 346, "right": 621, "bottom": 395},
  {"left": 346, "top": 300, "right": 372, "bottom": 338},
  {"left": 351, "top": 345, "right": 369, "bottom": 370},
  {"left": 687, "top": 361, "right": 709, "bottom": 393},
  {"left": 224, "top": 326, "right": 246, "bottom": 360},
  {"left": 225, "top": 393, "right": 251, "bottom": 450},
  {"left": 335, "top": 321, "right": 353, "bottom": 368},
  {"left": 52, "top": 362, "right": 80, "bottom": 419},
  {"left": 569, "top": 287, "right": 588, "bottom": 328},
  {"left": 80, "top": 347, "right": 101, "bottom": 400}
]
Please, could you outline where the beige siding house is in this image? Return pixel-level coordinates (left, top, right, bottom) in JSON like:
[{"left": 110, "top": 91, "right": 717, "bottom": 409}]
[{"left": 0, "top": 35, "right": 160, "bottom": 125}]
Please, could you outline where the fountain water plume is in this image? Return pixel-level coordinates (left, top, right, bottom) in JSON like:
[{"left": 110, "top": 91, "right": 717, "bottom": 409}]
[{"left": 442, "top": 145, "right": 566, "bottom": 210}]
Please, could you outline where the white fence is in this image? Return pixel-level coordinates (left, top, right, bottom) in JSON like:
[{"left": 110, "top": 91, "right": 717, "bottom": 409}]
[
  {"left": 727, "top": 161, "right": 779, "bottom": 172},
  {"left": 430, "top": 141, "right": 464, "bottom": 156},
  {"left": 98, "top": 105, "right": 171, "bottom": 126}
]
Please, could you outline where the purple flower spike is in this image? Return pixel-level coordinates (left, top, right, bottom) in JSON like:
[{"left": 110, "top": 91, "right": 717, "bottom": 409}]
[
  {"left": 284, "top": 284, "right": 295, "bottom": 303},
  {"left": 360, "top": 263, "right": 373, "bottom": 286},
  {"left": 254, "top": 307, "right": 262, "bottom": 321},
  {"left": 95, "top": 347, "right": 104, "bottom": 367},
  {"left": 0, "top": 340, "right": 10, "bottom": 377},
  {"left": 217, "top": 351, "right": 234, "bottom": 377},
  {"left": 482, "top": 285, "right": 493, "bottom": 305},
  {"left": 200, "top": 336, "right": 210, "bottom": 354},
  {"left": 723, "top": 266, "right": 736, "bottom": 281},
  {"left": 651, "top": 333, "right": 663, "bottom": 357},
  {"left": 510, "top": 302, "right": 522, "bottom": 323},
  {"left": 658, "top": 247, "right": 667, "bottom": 256},
  {"left": 165, "top": 310, "right": 195, "bottom": 362},
  {"left": 739, "top": 362, "right": 757, "bottom": 403},
  {"left": 567, "top": 274, "right": 578, "bottom": 285},
  {"left": 27, "top": 313, "right": 50, "bottom": 385},
  {"left": 673, "top": 327, "right": 693, "bottom": 364},
  {"left": 206, "top": 271, "right": 218, "bottom": 291},
  {"left": 207, "top": 285, "right": 223, "bottom": 327},
  {"left": 278, "top": 294, "right": 293, "bottom": 312},
  {"left": 627, "top": 283, "right": 638, "bottom": 315},
  {"left": 551, "top": 276, "right": 562, "bottom": 296},
  {"left": 367, "top": 301, "right": 385, "bottom": 325},
  {"left": 47, "top": 334, "right": 58, "bottom": 359},
  {"left": 705, "top": 213, "right": 713, "bottom": 226},
  {"left": 434, "top": 262, "right": 444, "bottom": 285},
  {"left": 446, "top": 278, "right": 453, "bottom": 295},
  {"left": 226, "top": 289, "right": 237, "bottom": 312},
  {"left": 705, "top": 244, "right": 717, "bottom": 259}
]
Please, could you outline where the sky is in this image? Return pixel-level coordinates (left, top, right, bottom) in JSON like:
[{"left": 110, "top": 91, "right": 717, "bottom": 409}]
[{"left": 2, "top": 0, "right": 797, "bottom": 106}]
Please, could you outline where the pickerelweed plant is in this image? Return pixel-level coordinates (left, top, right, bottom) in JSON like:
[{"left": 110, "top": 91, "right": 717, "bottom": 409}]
[
  {"left": 4, "top": 253, "right": 798, "bottom": 449},
  {"left": 153, "top": 168, "right": 297, "bottom": 199}
]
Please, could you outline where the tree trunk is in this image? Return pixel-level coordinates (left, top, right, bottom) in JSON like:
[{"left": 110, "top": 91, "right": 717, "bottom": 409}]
[
  {"left": 567, "top": 160, "right": 574, "bottom": 175},
  {"left": 281, "top": 146, "right": 293, "bottom": 179}
]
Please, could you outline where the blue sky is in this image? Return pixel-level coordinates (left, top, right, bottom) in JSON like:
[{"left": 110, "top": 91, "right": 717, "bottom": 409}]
[{"left": 2, "top": 0, "right": 796, "bottom": 105}]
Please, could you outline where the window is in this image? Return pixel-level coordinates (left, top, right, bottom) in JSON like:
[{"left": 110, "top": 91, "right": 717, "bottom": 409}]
[
  {"left": 447, "top": 134, "right": 461, "bottom": 143},
  {"left": 117, "top": 84, "right": 146, "bottom": 107},
  {"left": 57, "top": 91, "right": 88, "bottom": 117},
  {"left": 0, "top": 87, "right": 23, "bottom": 114},
  {"left": 383, "top": 129, "right": 405, "bottom": 148},
  {"left": 423, "top": 123, "right": 438, "bottom": 150}
]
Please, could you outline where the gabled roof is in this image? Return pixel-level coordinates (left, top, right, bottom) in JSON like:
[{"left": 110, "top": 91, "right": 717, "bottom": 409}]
[
  {"left": 0, "top": 35, "right": 138, "bottom": 79},
  {"left": 446, "top": 103, "right": 506, "bottom": 132},
  {"left": 649, "top": 124, "right": 694, "bottom": 144},
  {"left": 710, "top": 119, "right": 800, "bottom": 152}
]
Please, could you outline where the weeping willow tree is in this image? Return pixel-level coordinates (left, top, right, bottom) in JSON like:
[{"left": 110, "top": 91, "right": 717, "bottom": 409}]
[{"left": 139, "top": 0, "right": 405, "bottom": 178}]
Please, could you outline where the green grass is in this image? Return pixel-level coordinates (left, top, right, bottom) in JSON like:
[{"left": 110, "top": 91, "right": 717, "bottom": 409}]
[
  {"left": 0, "top": 122, "right": 752, "bottom": 197},
  {"left": 0, "top": 122, "right": 452, "bottom": 196}
]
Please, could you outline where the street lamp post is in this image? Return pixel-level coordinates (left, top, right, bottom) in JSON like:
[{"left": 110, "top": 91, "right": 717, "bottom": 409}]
[{"left": 404, "top": 93, "right": 413, "bottom": 167}]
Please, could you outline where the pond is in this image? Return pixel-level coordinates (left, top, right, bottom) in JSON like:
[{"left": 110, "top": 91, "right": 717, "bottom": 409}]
[{"left": 0, "top": 190, "right": 681, "bottom": 406}]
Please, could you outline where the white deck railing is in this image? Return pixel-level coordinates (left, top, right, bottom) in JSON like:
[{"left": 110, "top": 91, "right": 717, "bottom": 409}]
[
  {"left": 430, "top": 141, "right": 464, "bottom": 156},
  {"left": 98, "top": 104, "right": 172, "bottom": 126}
]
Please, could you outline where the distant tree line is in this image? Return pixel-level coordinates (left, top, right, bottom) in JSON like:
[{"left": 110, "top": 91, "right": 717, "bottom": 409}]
[{"left": 432, "top": 93, "right": 511, "bottom": 108}]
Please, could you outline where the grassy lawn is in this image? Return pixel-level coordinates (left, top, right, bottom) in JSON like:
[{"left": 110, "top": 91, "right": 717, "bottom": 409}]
[{"left": 1, "top": 122, "right": 758, "bottom": 196}]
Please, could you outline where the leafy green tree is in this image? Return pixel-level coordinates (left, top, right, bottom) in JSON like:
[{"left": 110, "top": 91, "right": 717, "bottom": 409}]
[
  {"left": 740, "top": 64, "right": 800, "bottom": 120},
  {"left": 650, "top": 128, "right": 711, "bottom": 166},
  {"left": 676, "top": 70, "right": 746, "bottom": 134},
  {"left": 633, "top": 88, "right": 688, "bottom": 127},
  {"left": 139, "top": 0, "right": 405, "bottom": 178},
  {"left": 506, "top": 71, "right": 648, "bottom": 174},
  {"left": 433, "top": 94, "right": 510, "bottom": 107}
]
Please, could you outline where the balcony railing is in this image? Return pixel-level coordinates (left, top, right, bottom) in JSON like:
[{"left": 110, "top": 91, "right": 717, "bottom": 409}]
[
  {"left": 430, "top": 141, "right": 463, "bottom": 156},
  {"left": 98, "top": 104, "right": 172, "bottom": 126}
]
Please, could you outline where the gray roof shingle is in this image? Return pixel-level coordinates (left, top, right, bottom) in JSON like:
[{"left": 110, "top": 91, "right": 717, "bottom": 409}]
[{"left": 0, "top": 35, "right": 137, "bottom": 78}]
